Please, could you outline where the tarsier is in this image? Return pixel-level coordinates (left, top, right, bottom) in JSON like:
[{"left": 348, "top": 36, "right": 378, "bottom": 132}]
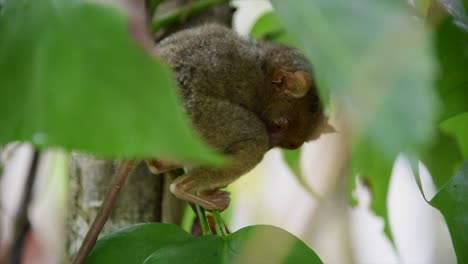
[{"left": 149, "top": 24, "right": 333, "bottom": 211}]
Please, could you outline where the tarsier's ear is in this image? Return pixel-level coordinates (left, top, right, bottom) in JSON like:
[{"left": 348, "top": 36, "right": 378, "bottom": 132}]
[{"left": 272, "top": 70, "right": 311, "bottom": 98}]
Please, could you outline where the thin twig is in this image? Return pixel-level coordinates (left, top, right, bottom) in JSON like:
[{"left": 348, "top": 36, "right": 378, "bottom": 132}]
[
  {"left": 72, "top": 160, "right": 137, "bottom": 264},
  {"left": 152, "top": 0, "right": 230, "bottom": 32},
  {"left": 125, "top": 0, "right": 154, "bottom": 53}
]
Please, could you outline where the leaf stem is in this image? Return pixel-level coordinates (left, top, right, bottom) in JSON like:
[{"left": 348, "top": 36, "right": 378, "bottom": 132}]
[
  {"left": 195, "top": 204, "right": 211, "bottom": 235},
  {"left": 152, "top": 0, "right": 230, "bottom": 32},
  {"left": 72, "top": 160, "right": 137, "bottom": 264},
  {"left": 212, "top": 210, "right": 227, "bottom": 236}
]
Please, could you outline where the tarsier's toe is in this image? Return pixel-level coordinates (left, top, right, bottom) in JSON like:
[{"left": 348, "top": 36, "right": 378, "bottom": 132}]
[{"left": 201, "top": 190, "right": 231, "bottom": 211}]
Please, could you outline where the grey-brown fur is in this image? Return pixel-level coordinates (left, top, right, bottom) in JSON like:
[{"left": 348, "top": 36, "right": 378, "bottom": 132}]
[{"left": 154, "top": 24, "right": 326, "bottom": 210}]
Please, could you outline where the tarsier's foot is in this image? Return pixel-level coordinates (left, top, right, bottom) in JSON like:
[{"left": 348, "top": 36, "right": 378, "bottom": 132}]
[
  {"left": 200, "top": 189, "right": 231, "bottom": 211},
  {"left": 170, "top": 181, "right": 231, "bottom": 211},
  {"left": 146, "top": 160, "right": 180, "bottom": 174}
]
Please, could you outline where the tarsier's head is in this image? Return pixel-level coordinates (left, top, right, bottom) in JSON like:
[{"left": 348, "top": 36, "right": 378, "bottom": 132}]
[{"left": 260, "top": 43, "right": 335, "bottom": 149}]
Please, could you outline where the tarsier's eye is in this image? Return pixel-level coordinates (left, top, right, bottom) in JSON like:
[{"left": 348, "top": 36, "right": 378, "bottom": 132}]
[{"left": 272, "top": 116, "right": 289, "bottom": 132}]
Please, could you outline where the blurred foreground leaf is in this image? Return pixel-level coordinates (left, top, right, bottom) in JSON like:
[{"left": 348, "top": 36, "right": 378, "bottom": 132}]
[
  {"left": 250, "top": 12, "right": 322, "bottom": 201},
  {"left": 271, "top": 0, "right": 438, "bottom": 242},
  {"left": 0, "top": 0, "right": 221, "bottom": 163},
  {"left": 351, "top": 141, "right": 394, "bottom": 239},
  {"left": 430, "top": 161, "right": 468, "bottom": 263},
  {"left": 88, "top": 224, "right": 322, "bottom": 264}
]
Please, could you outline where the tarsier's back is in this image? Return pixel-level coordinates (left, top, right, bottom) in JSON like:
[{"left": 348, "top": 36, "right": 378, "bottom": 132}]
[{"left": 155, "top": 24, "right": 270, "bottom": 112}]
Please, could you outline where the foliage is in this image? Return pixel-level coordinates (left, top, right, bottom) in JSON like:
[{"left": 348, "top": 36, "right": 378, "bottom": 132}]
[
  {"left": 0, "top": 0, "right": 467, "bottom": 261},
  {"left": 87, "top": 223, "right": 323, "bottom": 264},
  {"left": 86, "top": 224, "right": 191, "bottom": 264},
  {"left": 430, "top": 161, "right": 468, "bottom": 263},
  {"left": 0, "top": 0, "right": 221, "bottom": 164},
  {"left": 256, "top": 0, "right": 468, "bottom": 256},
  {"left": 269, "top": 0, "right": 437, "bottom": 242}
]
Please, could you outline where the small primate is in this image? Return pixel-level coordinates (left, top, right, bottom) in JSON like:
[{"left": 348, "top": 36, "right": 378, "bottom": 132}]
[{"left": 150, "top": 24, "right": 333, "bottom": 211}]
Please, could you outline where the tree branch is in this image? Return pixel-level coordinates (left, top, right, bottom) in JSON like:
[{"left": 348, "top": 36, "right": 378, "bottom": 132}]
[{"left": 72, "top": 160, "right": 137, "bottom": 264}]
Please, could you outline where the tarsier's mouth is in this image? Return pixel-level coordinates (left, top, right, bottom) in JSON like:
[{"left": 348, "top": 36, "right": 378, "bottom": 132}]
[{"left": 268, "top": 133, "right": 281, "bottom": 148}]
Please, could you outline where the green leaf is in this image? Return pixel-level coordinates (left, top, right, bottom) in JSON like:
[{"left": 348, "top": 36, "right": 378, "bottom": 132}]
[
  {"left": 0, "top": 0, "right": 221, "bottom": 163},
  {"left": 271, "top": 0, "right": 438, "bottom": 244},
  {"left": 270, "top": 0, "right": 437, "bottom": 158},
  {"left": 86, "top": 223, "right": 191, "bottom": 264},
  {"left": 430, "top": 161, "right": 468, "bottom": 263},
  {"left": 227, "top": 225, "right": 323, "bottom": 264},
  {"left": 89, "top": 224, "right": 322, "bottom": 264},
  {"left": 351, "top": 140, "right": 395, "bottom": 241},
  {"left": 441, "top": 112, "right": 468, "bottom": 157},
  {"left": 143, "top": 236, "right": 223, "bottom": 264},
  {"left": 419, "top": 130, "right": 464, "bottom": 189},
  {"left": 435, "top": 0, "right": 468, "bottom": 28},
  {"left": 144, "top": 225, "right": 323, "bottom": 264},
  {"left": 250, "top": 11, "right": 296, "bottom": 45},
  {"left": 282, "top": 149, "right": 301, "bottom": 176},
  {"left": 281, "top": 149, "right": 322, "bottom": 200},
  {"left": 435, "top": 18, "right": 468, "bottom": 121}
]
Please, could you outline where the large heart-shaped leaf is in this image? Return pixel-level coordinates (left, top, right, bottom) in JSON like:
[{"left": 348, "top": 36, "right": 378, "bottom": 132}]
[
  {"left": 0, "top": 0, "right": 221, "bottom": 163},
  {"left": 144, "top": 225, "right": 323, "bottom": 264},
  {"left": 86, "top": 223, "right": 191, "bottom": 264},
  {"left": 88, "top": 223, "right": 322, "bottom": 264}
]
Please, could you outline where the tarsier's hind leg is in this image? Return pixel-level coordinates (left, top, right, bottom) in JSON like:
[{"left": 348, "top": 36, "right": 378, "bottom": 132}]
[
  {"left": 170, "top": 175, "right": 231, "bottom": 211},
  {"left": 169, "top": 96, "right": 269, "bottom": 211}
]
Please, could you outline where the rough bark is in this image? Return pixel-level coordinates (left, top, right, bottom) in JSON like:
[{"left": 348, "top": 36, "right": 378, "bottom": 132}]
[
  {"left": 66, "top": 156, "right": 165, "bottom": 260},
  {"left": 66, "top": 0, "right": 233, "bottom": 260}
]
